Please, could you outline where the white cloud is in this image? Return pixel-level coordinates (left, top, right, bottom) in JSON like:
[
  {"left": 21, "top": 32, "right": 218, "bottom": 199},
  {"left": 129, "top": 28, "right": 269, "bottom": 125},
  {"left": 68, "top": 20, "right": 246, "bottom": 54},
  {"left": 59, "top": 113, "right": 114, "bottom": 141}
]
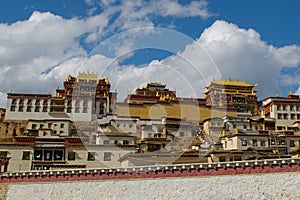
[
  {"left": 97, "top": 20, "right": 300, "bottom": 101},
  {"left": 1, "top": 3, "right": 300, "bottom": 109},
  {"left": 0, "top": 2, "right": 213, "bottom": 108},
  {"left": 196, "top": 20, "right": 300, "bottom": 99},
  {"left": 83, "top": 0, "right": 212, "bottom": 43}
]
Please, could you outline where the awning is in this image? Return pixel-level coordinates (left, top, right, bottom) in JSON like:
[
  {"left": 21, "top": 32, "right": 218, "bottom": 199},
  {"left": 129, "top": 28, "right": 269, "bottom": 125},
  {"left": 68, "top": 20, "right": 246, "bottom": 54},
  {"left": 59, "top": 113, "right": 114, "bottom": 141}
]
[{"left": 35, "top": 142, "right": 65, "bottom": 148}]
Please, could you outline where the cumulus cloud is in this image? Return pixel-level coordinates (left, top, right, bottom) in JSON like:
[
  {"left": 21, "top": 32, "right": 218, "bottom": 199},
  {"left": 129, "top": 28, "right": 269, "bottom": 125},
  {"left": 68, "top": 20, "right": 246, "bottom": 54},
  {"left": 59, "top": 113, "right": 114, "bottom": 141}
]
[
  {"left": 89, "top": 20, "right": 300, "bottom": 101},
  {"left": 197, "top": 20, "right": 300, "bottom": 99},
  {"left": 84, "top": 0, "right": 212, "bottom": 43},
  {"left": 1, "top": 4, "right": 300, "bottom": 109},
  {"left": 0, "top": 3, "right": 213, "bottom": 108}
]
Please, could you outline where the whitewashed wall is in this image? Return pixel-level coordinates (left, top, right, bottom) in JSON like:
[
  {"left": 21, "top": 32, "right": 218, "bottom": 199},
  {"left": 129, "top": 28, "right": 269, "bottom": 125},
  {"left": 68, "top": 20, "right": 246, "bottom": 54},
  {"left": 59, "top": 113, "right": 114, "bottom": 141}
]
[{"left": 4, "top": 172, "right": 300, "bottom": 200}]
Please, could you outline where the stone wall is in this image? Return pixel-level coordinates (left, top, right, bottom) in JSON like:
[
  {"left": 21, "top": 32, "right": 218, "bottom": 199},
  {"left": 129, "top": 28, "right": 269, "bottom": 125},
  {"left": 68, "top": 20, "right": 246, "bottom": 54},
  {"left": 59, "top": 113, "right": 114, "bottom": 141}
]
[{"left": 2, "top": 172, "right": 300, "bottom": 200}]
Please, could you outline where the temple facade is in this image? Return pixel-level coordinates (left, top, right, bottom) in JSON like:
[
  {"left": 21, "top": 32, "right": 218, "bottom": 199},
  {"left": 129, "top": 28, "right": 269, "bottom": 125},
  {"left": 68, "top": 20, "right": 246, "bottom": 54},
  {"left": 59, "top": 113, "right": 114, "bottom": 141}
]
[
  {"left": 203, "top": 78, "right": 258, "bottom": 115},
  {"left": 125, "top": 82, "right": 177, "bottom": 104},
  {"left": 5, "top": 72, "right": 117, "bottom": 122}
]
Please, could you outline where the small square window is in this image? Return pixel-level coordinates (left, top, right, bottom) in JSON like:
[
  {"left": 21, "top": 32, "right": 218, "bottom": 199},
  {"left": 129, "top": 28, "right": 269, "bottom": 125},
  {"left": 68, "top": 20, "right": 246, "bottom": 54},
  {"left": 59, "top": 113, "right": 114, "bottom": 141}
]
[
  {"left": 103, "top": 140, "right": 110, "bottom": 145},
  {"left": 179, "top": 132, "right": 184, "bottom": 137},
  {"left": 54, "top": 150, "right": 63, "bottom": 161},
  {"left": 88, "top": 152, "right": 95, "bottom": 161},
  {"left": 123, "top": 140, "right": 129, "bottom": 145},
  {"left": 22, "top": 151, "right": 30, "bottom": 160},
  {"left": 252, "top": 139, "right": 258, "bottom": 146},
  {"left": 104, "top": 152, "right": 111, "bottom": 161},
  {"left": 34, "top": 150, "right": 43, "bottom": 160},
  {"left": 68, "top": 152, "right": 76, "bottom": 161},
  {"left": 242, "top": 139, "right": 247, "bottom": 146},
  {"left": 0, "top": 151, "right": 8, "bottom": 157},
  {"left": 290, "top": 140, "right": 295, "bottom": 147}
]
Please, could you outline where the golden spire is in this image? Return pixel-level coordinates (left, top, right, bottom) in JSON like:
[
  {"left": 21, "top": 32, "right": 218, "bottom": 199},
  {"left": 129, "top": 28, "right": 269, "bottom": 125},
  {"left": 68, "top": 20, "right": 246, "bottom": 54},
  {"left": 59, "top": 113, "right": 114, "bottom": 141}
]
[
  {"left": 289, "top": 90, "right": 293, "bottom": 95},
  {"left": 276, "top": 92, "right": 279, "bottom": 97}
]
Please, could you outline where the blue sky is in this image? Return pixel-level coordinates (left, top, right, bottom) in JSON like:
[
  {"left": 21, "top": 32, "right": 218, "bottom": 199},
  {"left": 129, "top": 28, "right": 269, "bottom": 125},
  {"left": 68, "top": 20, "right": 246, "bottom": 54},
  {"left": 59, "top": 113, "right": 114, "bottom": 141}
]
[{"left": 0, "top": 0, "right": 300, "bottom": 106}]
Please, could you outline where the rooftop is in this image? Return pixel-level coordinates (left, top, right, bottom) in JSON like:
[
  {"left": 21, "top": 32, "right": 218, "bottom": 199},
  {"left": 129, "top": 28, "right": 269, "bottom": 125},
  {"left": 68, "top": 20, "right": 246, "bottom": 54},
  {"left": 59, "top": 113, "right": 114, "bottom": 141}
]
[{"left": 210, "top": 78, "right": 258, "bottom": 87}]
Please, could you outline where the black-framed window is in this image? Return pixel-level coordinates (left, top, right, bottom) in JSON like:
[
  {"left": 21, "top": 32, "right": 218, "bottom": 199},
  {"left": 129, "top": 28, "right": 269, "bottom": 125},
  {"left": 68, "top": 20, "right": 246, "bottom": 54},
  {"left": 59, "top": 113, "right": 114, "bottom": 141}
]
[
  {"left": 87, "top": 152, "right": 95, "bottom": 161},
  {"left": 242, "top": 139, "right": 247, "bottom": 146},
  {"left": 123, "top": 140, "right": 129, "bottom": 145},
  {"left": 54, "top": 150, "right": 63, "bottom": 161},
  {"left": 22, "top": 151, "right": 31, "bottom": 160},
  {"left": 34, "top": 150, "right": 43, "bottom": 160},
  {"left": 44, "top": 150, "right": 52, "bottom": 161}
]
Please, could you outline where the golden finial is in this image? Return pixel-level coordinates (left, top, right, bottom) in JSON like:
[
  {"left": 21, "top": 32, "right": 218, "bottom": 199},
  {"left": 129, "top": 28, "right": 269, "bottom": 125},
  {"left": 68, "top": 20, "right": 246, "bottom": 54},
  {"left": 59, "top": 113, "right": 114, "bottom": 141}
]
[
  {"left": 289, "top": 90, "right": 293, "bottom": 95},
  {"left": 228, "top": 76, "right": 231, "bottom": 81},
  {"left": 276, "top": 92, "right": 279, "bottom": 97}
]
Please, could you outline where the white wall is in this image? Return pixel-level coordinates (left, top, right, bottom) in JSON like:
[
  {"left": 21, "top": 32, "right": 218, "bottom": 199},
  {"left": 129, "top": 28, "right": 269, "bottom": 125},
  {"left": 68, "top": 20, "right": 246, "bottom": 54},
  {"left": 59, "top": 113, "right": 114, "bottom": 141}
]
[{"left": 4, "top": 172, "right": 300, "bottom": 199}]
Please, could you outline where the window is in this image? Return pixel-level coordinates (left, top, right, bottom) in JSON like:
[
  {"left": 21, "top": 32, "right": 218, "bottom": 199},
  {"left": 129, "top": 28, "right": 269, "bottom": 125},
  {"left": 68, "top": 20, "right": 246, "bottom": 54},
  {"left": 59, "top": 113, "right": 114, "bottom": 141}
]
[
  {"left": 271, "top": 139, "right": 276, "bottom": 145},
  {"left": 34, "top": 150, "right": 43, "bottom": 160},
  {"left": 260, "top": 140, "right": 266, "bottom": 146},
  {"left": 103, "top": 140, "right": 110, "bottom": 145},
  {"left": 219, "top": 156, "right": 226, "bottom": 162},
  {"left": 0, "top": 151, "right": 8, "bottom": 157},
  {"left": 68, "top": 152, "right": 76, "bottom": 161},
  {"left": 241, "top": 139, "right": 247, "bottom": 146},
  {"left": 252, "top": 139, "right": 258, "bottom": 146},
  {"left": 83, "top": 107, "right": 88, "bottom": 113},
  {"left": 104, "top": 152, "right": 111, "bottom": 161},
  {"left": 32, "top": 124, "right": 37, "bottom": 130},
  {"left": 179, "top": 132, "right": 185, "bottom": 137},
  {"left": 87, "top": 152, "right": 95, "bottom": 161},
  {"left": 54, "top": 150, "right": 63, "bottom": 161},
  {"left": 22, "top": 151, "right": 30, "bottom": 160},
  {"left": 123, "top": 140, "right": 129, "bottom": 145},
  {"left": 60, "top": 123, "right": 64, "bottom": 128},
  {"left": 290, "top": 140, "right": 295, "bottom": 147},
  {"left": 129, "top": 124, "right": 133, "bottom": 128},
  {"left": 44, "top": 150, "right": 52, "bottom": 161}
]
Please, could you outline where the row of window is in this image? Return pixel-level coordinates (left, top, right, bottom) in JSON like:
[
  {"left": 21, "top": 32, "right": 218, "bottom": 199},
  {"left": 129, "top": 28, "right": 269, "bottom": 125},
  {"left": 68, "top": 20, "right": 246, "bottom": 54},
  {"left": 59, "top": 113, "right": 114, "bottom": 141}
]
[
  {"left": 274, "top": 104, "right": 300, "bottom": 111},
  {"left": 11, "top": 104, "right": 106, "bottom": 115},
  {"left": 116, "top": 123, "right": 133, "bottom": 128},
  {"left": 241, "top": 139, "right": 298, "bottom": 147},
  {"left": 0, "top": 150, "right": 113, "bottom": 162},
  {"left": 277, "top": 113, "right": 300, "bottom": 120},
  {"left": 31, "top": 123, "right": 65, "bottom": 130},
  {"left": 103, "top": 140, "right": 130, "bottom": 145}
]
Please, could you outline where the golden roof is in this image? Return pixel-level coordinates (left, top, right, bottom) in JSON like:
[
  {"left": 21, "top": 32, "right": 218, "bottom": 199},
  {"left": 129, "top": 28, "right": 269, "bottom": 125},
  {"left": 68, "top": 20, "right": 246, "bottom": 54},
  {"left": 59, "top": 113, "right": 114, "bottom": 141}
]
[
  {"left": 211, "top": 78, "right": 258, "bottom": 87},
  {"left": 77, "top": 71, "right": 98, "bottom": 80},
  {"left": 147, "top": 82, "right": 166, "bottom": 87}
]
